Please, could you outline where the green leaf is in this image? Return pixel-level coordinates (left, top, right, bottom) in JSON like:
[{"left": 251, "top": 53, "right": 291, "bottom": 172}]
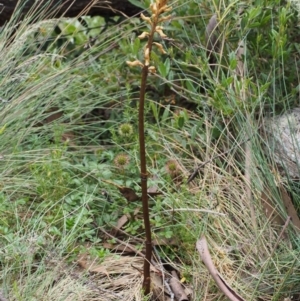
[
  {"left": 248, "top": 7, "right": 261, "bottom": 20},
  {"left": 177, "top": 116, "right": 185, "bottom": 128},
  {"left": 248, "top": 22, "right": 261, "bottom": 28},
  {"left": 185, "top": 80, "right": 196, "bottom": 93},
  {"left": 147, "top": 129, "right": 158, "bottom": 141},
  {"left": 150, "top": 101, "right": 159, "bottom": 122},
  {"left": 158, "top": 61, "right": 167, "bottom": 77},
  {"left": 64, "top": 24, "right": 77, "bottom": 35},
  {"left": 132, "top": 38, "right": 140, "bottom": 56},
  {"left": 164, "top": 230, "right": 173, "bottom": 239},
  {"left": 168, "top": 70, "right": 174, "bottom": 81},
  {"left": 229, "top": 52, "right": 237, "bottom": 70},
  {"left": 158, "top": 58, "right": 170, "bottom": 77},
  {"left": 164, "top": 57, "right": 170, "bottom": 76},
  {"left": 83, "top": 218, "right": 94, "bottom": 225},
  {"left": 191, "top": 125, "right": 197, "bottom": 140},
  {"left": 101, "top": 169, "right": 112, "bottom": 179},
  {"left": 127, "top": 0, "right": 146, "bottom": 10},
  {"left": 162, "top": 105, "right": 170, "bottom": 122}
]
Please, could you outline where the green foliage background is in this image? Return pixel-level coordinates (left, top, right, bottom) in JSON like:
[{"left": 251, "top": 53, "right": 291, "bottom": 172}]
[{"left": 0, "top": 0, "right": 299, "bottom": 300}]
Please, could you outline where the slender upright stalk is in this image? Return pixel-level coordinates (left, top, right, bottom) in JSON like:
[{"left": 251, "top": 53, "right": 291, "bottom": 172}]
[
  {"left": 138, "top": 11, "right": 162, "bottom": 295},
  {"left": 139, "top": 64, "right": 151, "bottom": 294},
  {"left": 127, "top": 0, "right": 171, "bottom": 295}
]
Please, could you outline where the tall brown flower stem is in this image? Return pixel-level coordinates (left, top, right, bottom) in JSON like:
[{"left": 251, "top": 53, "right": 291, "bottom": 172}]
[
  {"left": 138, "top": 22, "right": 158, "bottom": 297},
  {"left": 139, "top": 64, "right": 151, "bottom": 295},
  {"left": 127, "top": 0, "right": 171, "bottom": 295}
]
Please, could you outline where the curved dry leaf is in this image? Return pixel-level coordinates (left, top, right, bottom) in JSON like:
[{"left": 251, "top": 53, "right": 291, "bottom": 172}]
[{"left": 196, "top": 236, "right": 245, "bottom": 301}]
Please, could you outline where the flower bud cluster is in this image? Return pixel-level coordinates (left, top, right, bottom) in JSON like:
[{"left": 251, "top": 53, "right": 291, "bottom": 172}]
[{"left": 126, "top": 0, "right": 171, "bottom": 74}]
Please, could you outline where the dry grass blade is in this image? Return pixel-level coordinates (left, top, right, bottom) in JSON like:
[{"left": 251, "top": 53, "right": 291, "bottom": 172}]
[{"left": 69, "top": 256, "right": 145, "bottom": 301}]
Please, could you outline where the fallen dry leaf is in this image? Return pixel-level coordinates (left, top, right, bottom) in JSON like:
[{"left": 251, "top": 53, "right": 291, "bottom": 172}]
[
  {"left": 261, "top": 186, "right": 285, "bottom": 226},
  {"left": 118, "top": 187, "right": 140, "bottom": 202},
  {"left": 151, "top": 271, "right": 168, "bottom": 301},
  {"left": 196, "top": 236, "right": 245, "bottom": 301},
  {"left": 147, "top": 174, "right": 163, "bottom": 198},
  {"left": 279, "top": 184, "right": 300, "bottom": 231},
  {"left": 110, "top": 214, "right": 129, "bottom": 236}
]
